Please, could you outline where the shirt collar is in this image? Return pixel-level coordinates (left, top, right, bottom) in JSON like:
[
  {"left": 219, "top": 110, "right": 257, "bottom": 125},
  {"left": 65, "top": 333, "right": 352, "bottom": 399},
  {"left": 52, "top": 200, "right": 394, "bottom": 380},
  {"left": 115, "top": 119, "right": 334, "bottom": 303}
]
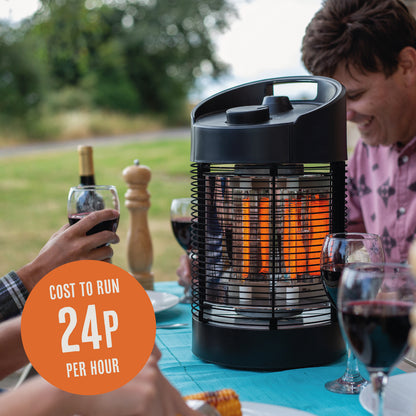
[{"left": 390, "top": 136, "right": 416, "bottom": 154}]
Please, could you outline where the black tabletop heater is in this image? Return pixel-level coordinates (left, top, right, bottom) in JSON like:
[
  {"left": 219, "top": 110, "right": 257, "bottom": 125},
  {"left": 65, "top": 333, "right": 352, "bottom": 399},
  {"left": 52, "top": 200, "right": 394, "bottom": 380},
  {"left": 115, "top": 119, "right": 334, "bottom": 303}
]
[{"left": 190, "top": 76, "right": 347, "bottom": 370}]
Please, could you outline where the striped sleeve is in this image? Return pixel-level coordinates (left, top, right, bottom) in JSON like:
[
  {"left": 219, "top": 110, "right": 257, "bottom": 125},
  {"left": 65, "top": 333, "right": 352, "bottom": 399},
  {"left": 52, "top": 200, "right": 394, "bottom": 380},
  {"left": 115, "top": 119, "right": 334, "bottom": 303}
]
[{"left": 0, "top": 271, "right": 29, "bottom": 322}]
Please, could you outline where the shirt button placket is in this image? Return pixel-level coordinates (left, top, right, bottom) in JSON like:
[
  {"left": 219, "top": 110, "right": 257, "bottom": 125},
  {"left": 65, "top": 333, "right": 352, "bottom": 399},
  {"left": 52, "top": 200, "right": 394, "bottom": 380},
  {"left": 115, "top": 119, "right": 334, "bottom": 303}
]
[{"left": 397, "top": 151, "right": 409, "bottom": 261}]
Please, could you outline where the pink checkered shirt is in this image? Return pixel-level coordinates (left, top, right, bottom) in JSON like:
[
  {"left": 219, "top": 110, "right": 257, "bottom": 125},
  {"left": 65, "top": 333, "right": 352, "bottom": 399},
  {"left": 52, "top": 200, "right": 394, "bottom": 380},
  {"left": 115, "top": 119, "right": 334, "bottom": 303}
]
[{"left": 347, "top": 136, "right": 416, "bottom": 263}]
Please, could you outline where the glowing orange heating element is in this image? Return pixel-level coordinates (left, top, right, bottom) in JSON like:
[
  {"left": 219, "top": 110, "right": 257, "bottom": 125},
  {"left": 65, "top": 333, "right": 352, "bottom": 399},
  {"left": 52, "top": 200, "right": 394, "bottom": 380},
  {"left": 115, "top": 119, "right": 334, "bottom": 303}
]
[
  {"left": 242, "top": 197, "right": 250, "bottom": 278},
  {"left": 259, "top": 197, "right": 270, "bottom": 274},
  {"left": 283, "top": 196, "right": 307, "bottom": 279},
  {"left": 308, "top": 194, "right": 330, "bottom": 275},
  {"left": 241, "top": 196, "right": 270, "bottom": 278},
  {"left": 241, "top": 192, "right": 326, "bottom": 280}
]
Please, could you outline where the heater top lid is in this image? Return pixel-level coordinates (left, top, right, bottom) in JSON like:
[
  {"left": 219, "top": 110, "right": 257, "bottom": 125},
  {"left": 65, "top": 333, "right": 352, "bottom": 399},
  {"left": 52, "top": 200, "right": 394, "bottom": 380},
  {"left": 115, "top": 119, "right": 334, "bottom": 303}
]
[{"left": 191, "top": 76, "right": 347, "bottom": 164}]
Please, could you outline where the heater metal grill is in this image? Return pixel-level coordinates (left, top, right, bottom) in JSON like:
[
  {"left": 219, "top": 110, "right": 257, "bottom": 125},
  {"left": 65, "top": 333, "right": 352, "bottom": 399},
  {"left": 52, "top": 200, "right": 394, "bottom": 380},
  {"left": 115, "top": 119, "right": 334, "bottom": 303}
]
[{"left": 190, "top": 162, "right": 346, "bottom": 330}]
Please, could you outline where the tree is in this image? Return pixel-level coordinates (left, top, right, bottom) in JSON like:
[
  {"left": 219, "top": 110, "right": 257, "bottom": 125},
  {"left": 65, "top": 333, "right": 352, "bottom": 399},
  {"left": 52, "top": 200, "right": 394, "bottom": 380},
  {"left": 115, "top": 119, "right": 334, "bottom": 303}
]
[
  {"left": 119, "top": 0, "right": 236, "bottom": 118},
  {"left": 26, "top": 0, "right": 238, "bottom": 120},
  {"left": 0, "top": 22, "right": 46, "bottom": 117}
]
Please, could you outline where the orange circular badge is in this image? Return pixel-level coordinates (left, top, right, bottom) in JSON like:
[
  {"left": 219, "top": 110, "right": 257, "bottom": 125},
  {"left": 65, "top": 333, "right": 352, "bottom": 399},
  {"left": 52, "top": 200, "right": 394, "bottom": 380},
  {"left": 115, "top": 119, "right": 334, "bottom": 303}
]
[{"left": 21, "top": 260, "right": 156, "bottom": 395}]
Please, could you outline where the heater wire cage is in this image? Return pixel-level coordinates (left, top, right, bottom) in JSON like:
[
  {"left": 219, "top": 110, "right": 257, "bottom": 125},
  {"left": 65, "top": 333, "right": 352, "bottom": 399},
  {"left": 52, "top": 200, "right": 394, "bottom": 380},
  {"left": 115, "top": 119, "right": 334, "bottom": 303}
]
[{"left": 190, "top": 162, "right": 346, "bottom": 330}]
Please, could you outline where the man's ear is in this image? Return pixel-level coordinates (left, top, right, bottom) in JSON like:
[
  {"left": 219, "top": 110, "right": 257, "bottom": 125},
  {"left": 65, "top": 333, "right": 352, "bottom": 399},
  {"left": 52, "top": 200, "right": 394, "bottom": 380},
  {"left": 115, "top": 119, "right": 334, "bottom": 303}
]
[{"left": 398, "top": 46, "right": 416, "bottom": 85}]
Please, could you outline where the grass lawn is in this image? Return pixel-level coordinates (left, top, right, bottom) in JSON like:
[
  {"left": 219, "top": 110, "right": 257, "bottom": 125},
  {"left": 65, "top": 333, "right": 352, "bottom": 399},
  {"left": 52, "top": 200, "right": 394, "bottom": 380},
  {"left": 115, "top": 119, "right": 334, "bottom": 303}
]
[{"left": 0, "top": 136, "right": 192, "bottom": 283}]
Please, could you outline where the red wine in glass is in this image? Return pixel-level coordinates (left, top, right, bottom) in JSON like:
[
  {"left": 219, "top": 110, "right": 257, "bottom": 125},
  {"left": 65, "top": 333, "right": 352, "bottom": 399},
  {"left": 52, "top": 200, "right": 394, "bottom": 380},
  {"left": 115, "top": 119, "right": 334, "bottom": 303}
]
[
  {"left": 341, "top": 300, "right": 411, "bottom": 372},
  {"left": 68, "top": 212, "right": 120, "bottom": 234},
  {"left": 319, "top": 232, "right": 385, "bottom": 395},
  {"left": 339, "top": 263, "right": 416, "bottom": 416},
  {"left": 171, "top": 197, "right": 193, "bottom": 304},
  {"left": 320, "top": 264, "right": 344, "bottom": 308},
  {"left": 171, "top": 218, "right": 192, "bottom": 251}
]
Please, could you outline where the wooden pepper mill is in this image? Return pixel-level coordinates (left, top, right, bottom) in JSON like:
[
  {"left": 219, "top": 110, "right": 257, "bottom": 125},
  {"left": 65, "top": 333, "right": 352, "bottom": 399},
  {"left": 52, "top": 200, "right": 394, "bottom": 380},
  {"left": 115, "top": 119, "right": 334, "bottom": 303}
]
[{"left": 123, "top": 160, "right": 154, "bottom": 290}]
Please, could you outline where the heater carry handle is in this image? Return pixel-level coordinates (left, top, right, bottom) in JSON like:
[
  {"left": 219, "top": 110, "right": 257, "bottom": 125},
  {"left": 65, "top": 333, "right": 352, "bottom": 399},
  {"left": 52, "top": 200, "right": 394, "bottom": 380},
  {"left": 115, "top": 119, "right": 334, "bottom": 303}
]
[{"left": 192, "top": 76, "right": 343, "bottom": 122}]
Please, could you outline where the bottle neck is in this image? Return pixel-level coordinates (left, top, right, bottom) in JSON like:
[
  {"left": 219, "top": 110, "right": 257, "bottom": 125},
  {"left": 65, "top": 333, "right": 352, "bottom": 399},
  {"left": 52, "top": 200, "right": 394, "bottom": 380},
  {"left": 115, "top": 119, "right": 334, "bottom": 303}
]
[
  {"left": 79, "top": 175, "right": 96, "bottom": 186},
  {"left": 78, "top": 146, "right": 96, "bottom": 186}
]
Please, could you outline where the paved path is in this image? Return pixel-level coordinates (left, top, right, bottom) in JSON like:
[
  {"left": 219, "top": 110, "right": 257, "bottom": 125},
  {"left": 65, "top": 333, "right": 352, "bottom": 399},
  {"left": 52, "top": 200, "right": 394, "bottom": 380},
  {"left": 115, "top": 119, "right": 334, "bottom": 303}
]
[{"left": 0, "top": 127, "right": 190, "bottom": 158}]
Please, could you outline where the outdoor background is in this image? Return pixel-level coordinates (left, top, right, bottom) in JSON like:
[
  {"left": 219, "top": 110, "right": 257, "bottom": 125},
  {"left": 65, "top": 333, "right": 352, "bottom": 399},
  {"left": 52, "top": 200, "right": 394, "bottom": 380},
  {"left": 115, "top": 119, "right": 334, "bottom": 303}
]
[{"left": 3, "top": 0, "right": 409, "bottom": 282}]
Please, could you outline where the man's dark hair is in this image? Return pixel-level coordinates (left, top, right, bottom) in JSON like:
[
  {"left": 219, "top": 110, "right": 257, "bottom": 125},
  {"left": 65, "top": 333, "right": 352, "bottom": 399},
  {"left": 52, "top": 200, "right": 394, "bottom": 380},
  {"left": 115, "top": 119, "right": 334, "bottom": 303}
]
[{"left": 301, "top": 0, "right": 416, "bottom": 77}]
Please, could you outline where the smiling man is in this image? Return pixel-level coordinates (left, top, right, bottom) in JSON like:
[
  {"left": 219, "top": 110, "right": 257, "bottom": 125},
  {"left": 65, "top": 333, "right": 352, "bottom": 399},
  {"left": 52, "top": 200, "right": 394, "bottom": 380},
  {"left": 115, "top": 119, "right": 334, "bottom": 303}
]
[{"left": 301, "top": 0, "right": 416, "bottom": 262}]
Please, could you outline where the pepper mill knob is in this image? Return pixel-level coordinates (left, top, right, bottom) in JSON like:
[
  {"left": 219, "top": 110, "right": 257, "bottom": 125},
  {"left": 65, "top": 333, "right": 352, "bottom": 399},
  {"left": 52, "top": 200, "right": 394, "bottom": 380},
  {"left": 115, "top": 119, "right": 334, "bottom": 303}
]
[{"left": 122, "top": 159, "right": 154, "bottom": 290}]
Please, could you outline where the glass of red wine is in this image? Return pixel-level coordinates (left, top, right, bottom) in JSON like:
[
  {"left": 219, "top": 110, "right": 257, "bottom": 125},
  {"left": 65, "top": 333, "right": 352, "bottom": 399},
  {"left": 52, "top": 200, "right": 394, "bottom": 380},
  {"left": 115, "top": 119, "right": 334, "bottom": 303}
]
[
  {"left": 338, "top": 263, "right": 416, "bottom": 416},
  {"left": 171, "top": 197, "right": 193, "bottom": 304},
  {"left": 67, "top": 185, "right": 120, "bottom": 235},
  {"left": 320, "top": 232, "right": 385, "bottom": 394}
]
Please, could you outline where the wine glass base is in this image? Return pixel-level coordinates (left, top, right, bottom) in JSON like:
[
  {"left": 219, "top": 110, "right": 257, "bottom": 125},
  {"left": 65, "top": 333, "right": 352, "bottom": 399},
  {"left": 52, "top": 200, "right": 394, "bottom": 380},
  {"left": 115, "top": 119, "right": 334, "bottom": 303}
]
[
  {"left": 179, "top": 284, "right": 192, "bottom": 304},
  {"left": 325, "top": 376, "right": 369, "bottom": 394}
]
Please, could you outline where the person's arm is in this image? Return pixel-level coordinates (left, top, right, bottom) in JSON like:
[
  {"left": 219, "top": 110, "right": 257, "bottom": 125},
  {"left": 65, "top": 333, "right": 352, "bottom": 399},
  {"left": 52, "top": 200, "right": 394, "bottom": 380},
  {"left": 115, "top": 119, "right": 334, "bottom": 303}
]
[
  {"left": 73, "top": 350, "right": 201, "bottom": 416},
  {"left": 0, "top": 209, "right": 120, "bottom": 323},
  {"left": 0, "top": 272, "right": 29, "bottom": 322},
  {"left": 0, "top": 376, "right": 69, "bottom": 416},
  {"left": 0, "top": 346, "right": 201, "bottom": 416},
  {"left": 176, "top": 253, "right": 192, "bottom": 288},
  {"left": 0, "top": 316, "right": 27, "bottom": 379},
  {"left": 17, "top": 209, "right": 120, "bottom": 292}
]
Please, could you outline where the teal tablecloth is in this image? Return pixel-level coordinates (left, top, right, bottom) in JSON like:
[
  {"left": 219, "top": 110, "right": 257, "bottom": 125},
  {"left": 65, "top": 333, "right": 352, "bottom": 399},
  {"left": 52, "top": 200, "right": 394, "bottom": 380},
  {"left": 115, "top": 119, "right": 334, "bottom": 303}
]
[{"left": 154, "top": 282, "right": 402, "bottom": 416}]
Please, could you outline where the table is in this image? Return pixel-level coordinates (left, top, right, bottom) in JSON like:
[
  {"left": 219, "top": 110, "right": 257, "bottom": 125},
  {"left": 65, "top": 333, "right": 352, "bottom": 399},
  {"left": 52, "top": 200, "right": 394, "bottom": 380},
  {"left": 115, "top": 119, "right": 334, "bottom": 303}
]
[{"left": 154, "top": 282, "right": 405, "bottom": 416}]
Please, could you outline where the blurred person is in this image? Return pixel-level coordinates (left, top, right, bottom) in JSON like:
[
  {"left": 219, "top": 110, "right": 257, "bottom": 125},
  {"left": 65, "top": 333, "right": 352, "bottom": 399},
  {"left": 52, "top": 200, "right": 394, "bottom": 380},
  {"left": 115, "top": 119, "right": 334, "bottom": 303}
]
[
  {"left": 176, "top": 0, "right": 416, "bottom": 284},
  {"left": 0, "top": 210, "right": 201, "bottom": 415},
  {"left": 0, "top": 317, "right": 200, "bottom": 416},
  {"left": 301, "top": 0, "right": 416, "bottom": 263},
  {"left": 0, "top": 209, "right": 120, "bottom": 322},
  {"left": 177, "top": 253, "right": 192, "bottom": 291}
]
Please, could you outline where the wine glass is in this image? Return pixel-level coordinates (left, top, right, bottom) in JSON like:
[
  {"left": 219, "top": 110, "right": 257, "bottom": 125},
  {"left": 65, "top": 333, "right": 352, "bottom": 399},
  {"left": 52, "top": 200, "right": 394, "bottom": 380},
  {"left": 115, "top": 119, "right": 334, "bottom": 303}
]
[
  {"left": 171, "top": 197, "right": 193, "bottom": 304},
  {"left": 320, "top": 232, "right": 385, "bottom": 394},
  {"left": 338, "top": 263, "right": 416, "bottom": 416},
  {"left": 67, "top": 185, "right": 120, "bottom": 234}
]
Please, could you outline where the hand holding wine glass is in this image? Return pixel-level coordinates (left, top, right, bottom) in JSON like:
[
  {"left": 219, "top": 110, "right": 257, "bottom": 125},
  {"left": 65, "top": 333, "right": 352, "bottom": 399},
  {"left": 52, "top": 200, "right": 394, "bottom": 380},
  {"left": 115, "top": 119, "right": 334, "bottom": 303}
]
[
  {"left": 68, "top": 185, "right": 120, "bottom": 238},
  {"left": 320, "top": 232, "right": 385, "bottom": 394},
  {"left": 338, "top": 263, "right": 416, "bottom": 416},
  {"left": 171, "top": 198, "right": 193, "bottom": 304}
]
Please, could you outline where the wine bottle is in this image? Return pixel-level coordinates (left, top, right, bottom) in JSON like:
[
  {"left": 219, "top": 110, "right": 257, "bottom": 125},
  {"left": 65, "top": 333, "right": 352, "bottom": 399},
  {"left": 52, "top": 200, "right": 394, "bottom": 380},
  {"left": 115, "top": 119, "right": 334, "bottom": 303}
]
[
  {"left": 76, "top": 145, "right": 104, "bottom": 212},
  {"left": 78, "top": 145, "right": 96, "bottom": 186}
]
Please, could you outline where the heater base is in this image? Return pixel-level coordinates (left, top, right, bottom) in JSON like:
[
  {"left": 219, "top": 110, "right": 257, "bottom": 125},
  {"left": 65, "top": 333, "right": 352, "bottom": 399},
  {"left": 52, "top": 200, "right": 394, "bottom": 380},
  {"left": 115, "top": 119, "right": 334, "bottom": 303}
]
[{"left": 192, "top": 319, "right": 345, "bottom": 370}]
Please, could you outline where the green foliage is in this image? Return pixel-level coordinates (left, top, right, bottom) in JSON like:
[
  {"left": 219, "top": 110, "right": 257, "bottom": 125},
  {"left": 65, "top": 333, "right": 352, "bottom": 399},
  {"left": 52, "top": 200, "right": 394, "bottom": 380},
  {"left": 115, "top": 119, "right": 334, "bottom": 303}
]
[
  {"left": 20, "top": 112, "right": 62, "bottom": 140},
  {"left": 34, "top": 0, "right": 94, "bottom": 86},
  {"left": 119, "top": 0, "right": 236, "bottom": 120},
  {"left": 0, "top": 23, "right": 46, "bottom": 117},
  {"left": 45, "top": 87, "right": 92, "bottom": 111},
  {"left": 6, "top": 0, "right": 237, "bottom": 123},
  {"left": 86, "top": 39, "right": 142, "bottom": 113}
]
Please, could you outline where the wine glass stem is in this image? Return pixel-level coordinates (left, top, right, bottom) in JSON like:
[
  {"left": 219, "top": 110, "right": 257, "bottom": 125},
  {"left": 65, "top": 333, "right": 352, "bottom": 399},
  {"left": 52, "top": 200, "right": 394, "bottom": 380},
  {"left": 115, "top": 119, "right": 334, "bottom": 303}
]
[
  {"left": 343, "top": 346, "right": 362, "bottom": 382},
  {"left": 370, "top": 371, "right": 388, "bottom": 416}
]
